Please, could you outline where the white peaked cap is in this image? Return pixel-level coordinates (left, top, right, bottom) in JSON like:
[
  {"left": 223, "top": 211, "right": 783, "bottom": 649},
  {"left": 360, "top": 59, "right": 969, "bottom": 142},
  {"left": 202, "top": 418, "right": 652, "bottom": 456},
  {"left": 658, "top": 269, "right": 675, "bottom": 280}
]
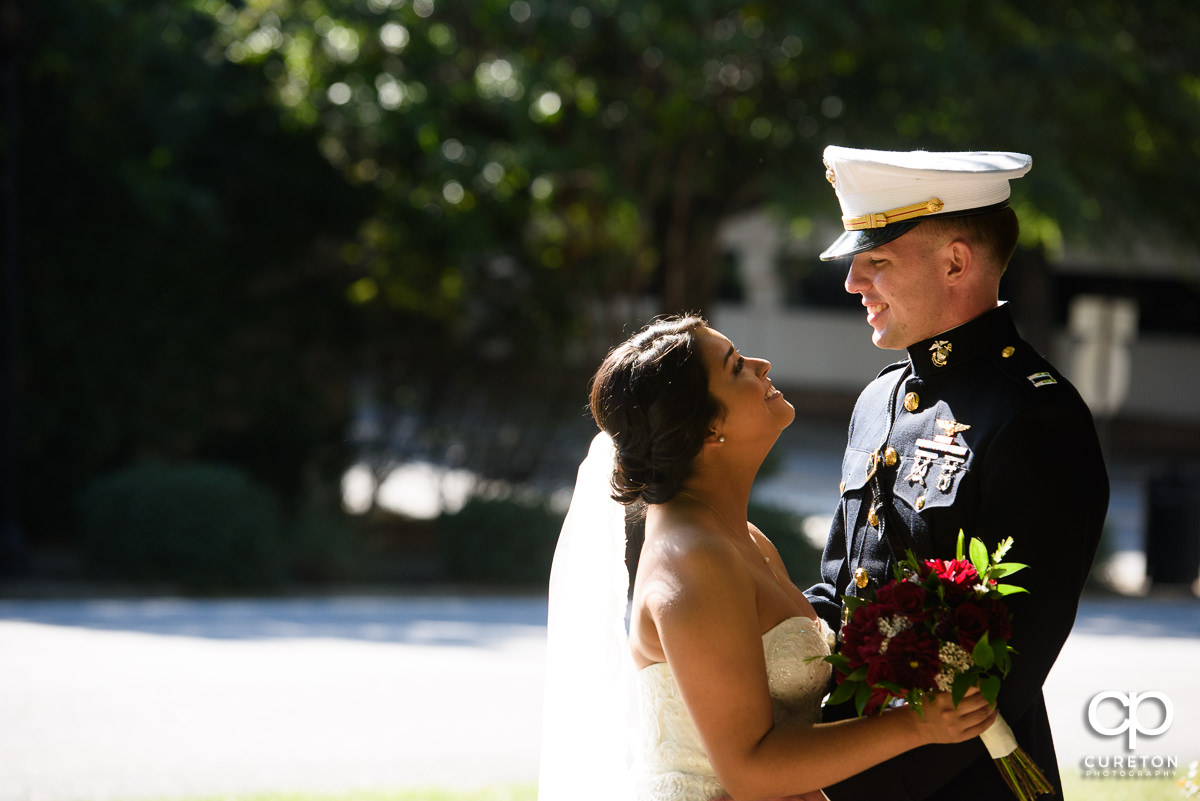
[{"left": 819, "top": 146, "right": 1032, "bottom": 261}]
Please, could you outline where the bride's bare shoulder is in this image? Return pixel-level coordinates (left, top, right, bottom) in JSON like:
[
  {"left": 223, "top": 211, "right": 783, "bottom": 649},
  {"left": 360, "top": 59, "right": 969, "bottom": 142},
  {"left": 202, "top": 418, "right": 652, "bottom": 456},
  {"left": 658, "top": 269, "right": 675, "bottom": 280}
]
[
  {"left": 636, "top": 510, "right": 754, "bottom": 612},
  {"left": 643, "top": 509, "right": 740, "bottom": 574},
  {"left": 630, "top": 511, "right": 754, "bottom": 666}
]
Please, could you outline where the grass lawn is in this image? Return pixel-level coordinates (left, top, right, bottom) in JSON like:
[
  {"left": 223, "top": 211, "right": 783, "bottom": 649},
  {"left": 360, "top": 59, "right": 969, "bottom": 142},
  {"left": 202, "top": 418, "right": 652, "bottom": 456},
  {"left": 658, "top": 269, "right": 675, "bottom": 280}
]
[
  {"left": 1062, "top": 771, "right": 1192, "bottom": 801},
  {"left": 170, "top": 789, "right": 538, "bottom": 801},
  {"left": 137, "top": 775, "right": 1199, "bottom": 801}
]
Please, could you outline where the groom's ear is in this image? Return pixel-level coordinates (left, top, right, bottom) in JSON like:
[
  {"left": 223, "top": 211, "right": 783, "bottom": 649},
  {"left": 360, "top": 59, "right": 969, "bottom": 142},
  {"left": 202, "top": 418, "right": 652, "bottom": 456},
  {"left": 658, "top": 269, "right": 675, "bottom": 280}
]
[{"left": 943, "top": 239, "right": 972, "bottom": 286}]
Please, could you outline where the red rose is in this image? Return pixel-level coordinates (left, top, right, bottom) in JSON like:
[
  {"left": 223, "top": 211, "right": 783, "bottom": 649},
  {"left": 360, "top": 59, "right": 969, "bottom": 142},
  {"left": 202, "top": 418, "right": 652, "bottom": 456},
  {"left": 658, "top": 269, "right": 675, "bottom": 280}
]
[
  {"left": 876, "top": 579, "right": 931, "bottom": 622},
  {"left": 847, "top": 602, "right": 883, "bottom": 632},
  {"left": 866, "top": 587, "right": 901, "bottom": 618},
  {"left": 954, "top": 601, "right": 991, "bottom": 650},
  {"left": 982, "top": 597, "right": 1013, "bottom": 642},
  {"left": 841, "top": 605, "right": 884, "bottom": 670}
]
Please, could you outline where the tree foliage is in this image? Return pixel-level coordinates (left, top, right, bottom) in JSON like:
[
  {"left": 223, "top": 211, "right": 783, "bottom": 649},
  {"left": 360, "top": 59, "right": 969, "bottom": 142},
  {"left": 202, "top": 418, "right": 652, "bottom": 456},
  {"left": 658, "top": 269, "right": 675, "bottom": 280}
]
[
  {"left": 17, "top": 0, "right": 369, "bottom": 540},
  {"left": 10, "top": 0, "right": 1199, "bottom": 548},
  {"left": 207, "top": 0, "right": 1200, "bottom": 327}
]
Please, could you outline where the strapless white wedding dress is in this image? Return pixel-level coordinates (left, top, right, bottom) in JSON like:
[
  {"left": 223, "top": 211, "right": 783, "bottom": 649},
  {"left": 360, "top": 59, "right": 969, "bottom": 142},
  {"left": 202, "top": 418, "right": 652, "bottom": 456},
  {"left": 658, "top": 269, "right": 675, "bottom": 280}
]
[{"left": 634, "top": 616, "right": 834, "bottom": 801}]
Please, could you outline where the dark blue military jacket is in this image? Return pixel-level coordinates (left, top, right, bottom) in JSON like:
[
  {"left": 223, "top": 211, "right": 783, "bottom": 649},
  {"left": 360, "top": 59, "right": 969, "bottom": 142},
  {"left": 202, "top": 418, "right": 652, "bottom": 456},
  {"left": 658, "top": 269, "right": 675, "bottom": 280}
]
[{"left": 806, "top": 303, "right": 1109, "bottom": 801}]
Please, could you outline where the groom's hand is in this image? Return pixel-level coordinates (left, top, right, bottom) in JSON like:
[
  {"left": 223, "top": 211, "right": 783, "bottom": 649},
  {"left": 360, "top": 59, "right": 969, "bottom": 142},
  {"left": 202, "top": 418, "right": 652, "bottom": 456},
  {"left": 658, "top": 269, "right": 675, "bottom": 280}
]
[{"left": 915, "top": 687, "right": 998, "bottom": 745}]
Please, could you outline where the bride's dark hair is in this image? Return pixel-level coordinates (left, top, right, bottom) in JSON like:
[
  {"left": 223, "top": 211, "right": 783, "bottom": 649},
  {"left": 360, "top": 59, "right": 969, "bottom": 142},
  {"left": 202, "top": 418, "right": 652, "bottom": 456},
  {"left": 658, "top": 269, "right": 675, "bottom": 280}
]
[{"left": 589, "top": 314, "right": 721, "bottom": 505}]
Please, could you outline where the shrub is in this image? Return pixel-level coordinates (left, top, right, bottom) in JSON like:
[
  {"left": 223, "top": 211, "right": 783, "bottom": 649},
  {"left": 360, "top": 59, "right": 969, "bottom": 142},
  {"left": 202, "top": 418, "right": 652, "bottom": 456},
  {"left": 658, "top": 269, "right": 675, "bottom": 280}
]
[
  {"left": 286, "top": 501, "right": 367, "bottom": 583},
  {"left": 437, "top": 493, "right": 563, "bottom": 586},
  {"left": 77, "top": 462, "right": 284, "bottom": 592}
]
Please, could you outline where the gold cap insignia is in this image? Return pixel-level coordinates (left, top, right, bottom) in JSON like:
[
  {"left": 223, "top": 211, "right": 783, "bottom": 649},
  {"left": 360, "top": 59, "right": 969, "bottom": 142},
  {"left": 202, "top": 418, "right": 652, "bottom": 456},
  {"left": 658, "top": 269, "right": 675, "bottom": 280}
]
[{"left": 824, "top": 159, "right": 837, "bottom": 188}]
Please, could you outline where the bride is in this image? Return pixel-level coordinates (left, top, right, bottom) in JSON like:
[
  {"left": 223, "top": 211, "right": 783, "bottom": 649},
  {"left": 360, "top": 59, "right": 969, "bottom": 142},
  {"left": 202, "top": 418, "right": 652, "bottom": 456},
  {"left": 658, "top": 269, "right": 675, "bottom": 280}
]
[{"left": 539, "top": 315, "right": 997, "bottom": 801}]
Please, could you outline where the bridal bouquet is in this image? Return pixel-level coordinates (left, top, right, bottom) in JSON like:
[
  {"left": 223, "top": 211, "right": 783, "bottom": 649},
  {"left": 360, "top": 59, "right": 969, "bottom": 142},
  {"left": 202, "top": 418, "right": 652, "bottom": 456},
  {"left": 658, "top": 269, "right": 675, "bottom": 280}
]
[{"left": 821, "top": 532, "right": 1053, "bottom": 801}]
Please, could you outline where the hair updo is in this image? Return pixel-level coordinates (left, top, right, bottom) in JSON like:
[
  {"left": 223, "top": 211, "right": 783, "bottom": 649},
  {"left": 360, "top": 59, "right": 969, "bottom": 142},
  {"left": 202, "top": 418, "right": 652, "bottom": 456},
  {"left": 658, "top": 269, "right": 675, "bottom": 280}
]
[{"left": 588, "top": 315, "right": 722, "bottom": 506}]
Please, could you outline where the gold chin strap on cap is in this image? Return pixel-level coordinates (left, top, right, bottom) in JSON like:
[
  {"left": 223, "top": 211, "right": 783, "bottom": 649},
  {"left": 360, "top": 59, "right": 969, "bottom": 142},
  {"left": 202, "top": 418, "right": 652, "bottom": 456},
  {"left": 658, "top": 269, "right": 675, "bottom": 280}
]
[{"left": 843, "top": 197, "right": 945, "bottom": 230}]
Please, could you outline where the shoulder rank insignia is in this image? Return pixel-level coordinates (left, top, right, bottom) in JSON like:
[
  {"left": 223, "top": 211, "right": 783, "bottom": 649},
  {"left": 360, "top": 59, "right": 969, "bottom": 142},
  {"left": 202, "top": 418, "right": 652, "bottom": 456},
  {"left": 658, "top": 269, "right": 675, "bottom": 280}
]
[
  {"left": 1027, "top": 371, "right": 1057, "bottom": 387},
  {"left": 930, "top": 340, "right": 952, "bottom": 367}
]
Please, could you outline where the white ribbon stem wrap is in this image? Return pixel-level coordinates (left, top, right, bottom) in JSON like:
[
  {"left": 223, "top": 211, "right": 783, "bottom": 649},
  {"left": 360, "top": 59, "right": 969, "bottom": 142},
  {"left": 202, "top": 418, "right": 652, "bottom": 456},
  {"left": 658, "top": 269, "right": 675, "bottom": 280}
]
[{"left": 979, "top": 712, "right": 1019, "bottom": 759}]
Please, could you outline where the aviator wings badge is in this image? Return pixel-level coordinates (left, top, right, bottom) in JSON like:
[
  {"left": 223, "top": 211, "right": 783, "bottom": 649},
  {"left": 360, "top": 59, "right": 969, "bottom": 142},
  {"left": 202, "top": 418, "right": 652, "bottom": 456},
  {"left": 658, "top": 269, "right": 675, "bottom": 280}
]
[{"left": 935, "top": 419, "right": 972, "bottom": 439}]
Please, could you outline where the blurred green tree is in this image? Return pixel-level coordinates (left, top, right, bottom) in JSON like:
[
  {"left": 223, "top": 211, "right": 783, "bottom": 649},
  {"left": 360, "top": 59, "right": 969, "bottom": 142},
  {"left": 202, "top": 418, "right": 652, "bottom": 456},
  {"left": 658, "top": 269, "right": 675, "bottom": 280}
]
[
  {"left": 10, "top": 0, "right": 1199, "bottom": 555},
  {"left": 197, "top": 0, "right": 1200, "bottom": 492},
  {"left": 17, "top": 0, "right": 369, "bottom": 545},
  {"left": 206, "top": 0, "right": 1199, "bottom": 330}
]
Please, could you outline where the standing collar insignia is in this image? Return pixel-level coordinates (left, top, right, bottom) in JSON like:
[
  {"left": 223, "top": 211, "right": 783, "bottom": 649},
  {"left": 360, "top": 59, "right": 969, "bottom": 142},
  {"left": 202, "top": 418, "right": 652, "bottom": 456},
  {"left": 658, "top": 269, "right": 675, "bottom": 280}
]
[{"left": 930, "top": 340, "right": 952, "bottom": 367}]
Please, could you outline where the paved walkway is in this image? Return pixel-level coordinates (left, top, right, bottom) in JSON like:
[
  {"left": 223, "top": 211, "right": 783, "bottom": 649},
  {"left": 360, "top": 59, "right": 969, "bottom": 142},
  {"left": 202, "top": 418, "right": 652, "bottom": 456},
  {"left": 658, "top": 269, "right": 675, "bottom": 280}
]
[{"left": 1, "top": 594, "right": 1197, "bottom": 801}]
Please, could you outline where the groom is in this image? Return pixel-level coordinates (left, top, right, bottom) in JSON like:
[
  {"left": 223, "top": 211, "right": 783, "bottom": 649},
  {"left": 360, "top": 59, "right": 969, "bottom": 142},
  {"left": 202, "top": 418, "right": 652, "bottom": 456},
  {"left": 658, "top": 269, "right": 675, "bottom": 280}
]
[{"left": 804, "top": 147, "right": 1109, "bottom": 800}]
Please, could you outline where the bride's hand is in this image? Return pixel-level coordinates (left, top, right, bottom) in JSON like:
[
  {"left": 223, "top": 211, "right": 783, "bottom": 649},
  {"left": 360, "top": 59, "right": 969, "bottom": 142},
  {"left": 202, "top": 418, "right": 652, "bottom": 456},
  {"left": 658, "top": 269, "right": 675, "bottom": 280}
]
[{"left": 912, "top": 687, "right": 998, "bottom": 744}]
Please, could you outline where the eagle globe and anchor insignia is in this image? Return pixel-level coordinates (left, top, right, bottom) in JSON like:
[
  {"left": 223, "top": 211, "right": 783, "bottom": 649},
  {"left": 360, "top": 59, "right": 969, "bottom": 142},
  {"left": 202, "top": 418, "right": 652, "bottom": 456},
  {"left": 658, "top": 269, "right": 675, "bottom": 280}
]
[
  {"left": 930, "top": 340, "right": 953, "bottom": 367},
  {"left": 906, "top": 418, "right": 972, "bottom": 494}
]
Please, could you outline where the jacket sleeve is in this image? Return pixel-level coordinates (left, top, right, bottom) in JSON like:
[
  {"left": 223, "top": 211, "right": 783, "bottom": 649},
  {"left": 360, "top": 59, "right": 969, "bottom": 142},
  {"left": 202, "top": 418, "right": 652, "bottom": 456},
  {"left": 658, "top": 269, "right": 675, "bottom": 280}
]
[
  {"left": 822, "top": 401, "right": 1108, "bottom": 800},
  {"left": 970, "top": 401, "right": 1108, "bottom": 723}
]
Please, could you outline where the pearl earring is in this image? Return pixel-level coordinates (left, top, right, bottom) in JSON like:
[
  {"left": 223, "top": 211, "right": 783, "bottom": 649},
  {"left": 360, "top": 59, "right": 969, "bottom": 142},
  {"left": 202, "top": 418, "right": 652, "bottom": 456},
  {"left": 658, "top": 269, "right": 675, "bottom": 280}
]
[{"left": 718, "top": 435, "right": 726, "bottom": 443}]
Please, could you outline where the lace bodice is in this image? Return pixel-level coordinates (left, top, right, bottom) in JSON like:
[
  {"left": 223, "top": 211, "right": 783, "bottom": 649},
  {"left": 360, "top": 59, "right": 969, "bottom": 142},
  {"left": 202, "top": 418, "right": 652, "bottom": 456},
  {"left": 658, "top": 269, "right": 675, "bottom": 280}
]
[{"left": 634, "top": 616, "right": 834, "bottom": 801}]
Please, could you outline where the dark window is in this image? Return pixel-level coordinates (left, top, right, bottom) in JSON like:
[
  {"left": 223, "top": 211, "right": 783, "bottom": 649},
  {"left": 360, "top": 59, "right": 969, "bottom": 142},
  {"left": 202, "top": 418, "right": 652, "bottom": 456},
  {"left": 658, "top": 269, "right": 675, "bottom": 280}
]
[
  {"left": 778, "top": 253, "right": 858, "bottom": 309},
  {"left": 1051, "top": 274, "right": 1200, "bottom": 336},
  {"left": 715, "top": 250, "right": 746, "bottom": 302}
]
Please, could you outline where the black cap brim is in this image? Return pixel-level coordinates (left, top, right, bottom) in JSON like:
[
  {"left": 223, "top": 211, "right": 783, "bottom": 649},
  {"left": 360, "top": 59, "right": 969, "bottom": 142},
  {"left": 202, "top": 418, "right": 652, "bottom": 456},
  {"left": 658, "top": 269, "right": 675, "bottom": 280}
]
[{"left": 818, "top": 221, "right": 920, "bottom": 261}]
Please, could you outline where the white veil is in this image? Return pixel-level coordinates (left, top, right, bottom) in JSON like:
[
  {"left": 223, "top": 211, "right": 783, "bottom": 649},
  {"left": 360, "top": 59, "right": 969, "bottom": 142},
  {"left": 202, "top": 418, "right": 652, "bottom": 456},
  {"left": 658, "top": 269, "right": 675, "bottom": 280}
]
[{"left": 537, "top": 432, "right": 637, "bottom": 801}]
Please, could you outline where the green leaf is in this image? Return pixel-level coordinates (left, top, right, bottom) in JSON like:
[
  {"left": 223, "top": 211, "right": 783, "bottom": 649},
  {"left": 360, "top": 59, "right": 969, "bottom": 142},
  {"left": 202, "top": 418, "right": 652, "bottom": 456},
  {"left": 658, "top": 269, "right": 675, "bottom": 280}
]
[
  {"left": 991, "top": 639, "right": 1011, "bottom": 676},
  {"left": 988, "top": 562, "right": 1028, "bottom": 578},
  {"left": 828, "top": 680, "right": 857, "bottom": 707},
  {"left": 980, "top": 674, "right": 1002, "bottom": 706},
  {"left": 973, "top": 632, "right": 995, "bottom": 670},
  {"left": 951, "top": 671, "right": 975, "bottom": 706},
  {"left": 956, "top": 530, "right": 966, "bottom": 561},
  {"left": 843, "top": 595, "right": 866, "bottom": 615},
  {"left": 820, "top": 653, "right": 850, "bottom": 671},
  {"left": 846, "top": 665, "right": 869, "bottom": 682},
  {"left": 854, "top": 680, "right": 872, "bottom": 716},
  {"left": 996, "top": 584, "right": 1030, "bottom": 596},
  {"left": 969, "top": 537, "right": 989, "bottom": 575}
]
